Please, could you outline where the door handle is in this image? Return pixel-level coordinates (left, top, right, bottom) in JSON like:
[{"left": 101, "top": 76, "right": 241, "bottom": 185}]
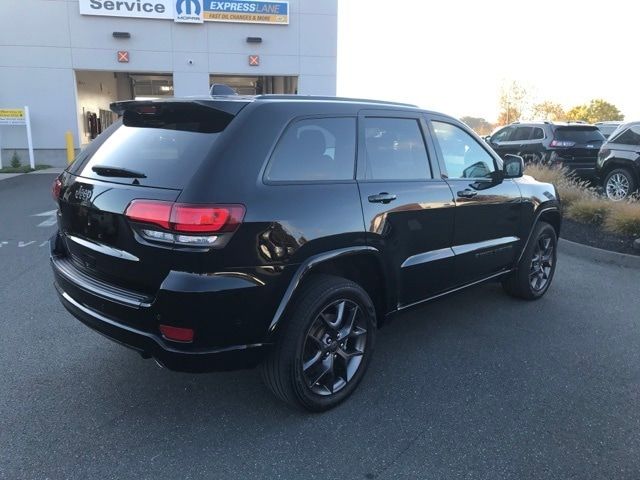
[
  {"left": 368, "top": 192, "right": 397, "bottom": 204},
  {"left": 457, "top": 189, "right": 478, "bottom": 199}
]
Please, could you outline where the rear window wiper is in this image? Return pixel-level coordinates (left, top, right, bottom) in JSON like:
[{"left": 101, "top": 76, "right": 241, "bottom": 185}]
[{"left": 91, "top": 165, "right": 147, "bottom": 178}]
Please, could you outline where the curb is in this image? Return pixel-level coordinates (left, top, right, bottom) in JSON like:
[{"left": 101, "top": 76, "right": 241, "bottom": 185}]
[
  {"left": 0, "top": 167, "right": 64, "bottom": 181},
  {"left": 559, "top": 238, "right": 640, "bottom": 269},
  {"left": 0, "top": 173, "right": 23, "bottom": 181},
  {"left": 31, "top": 168, "right": 65, "bottom": 175}
]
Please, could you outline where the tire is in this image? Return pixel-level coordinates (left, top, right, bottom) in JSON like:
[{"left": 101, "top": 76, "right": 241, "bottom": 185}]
[
  {"left": 261, "top": 274, "right": 377, "bottom": 412},
  {"left": 502, "top": 221, "right": 557, "bottom": 300},
  {"left": 604, "top": 168, "right": 637, "bottom": 201}
]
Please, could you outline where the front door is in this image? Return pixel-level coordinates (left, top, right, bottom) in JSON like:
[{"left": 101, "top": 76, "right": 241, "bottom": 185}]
[
  {"left": 488, "top": 125, "right": 517, "bottom": 158},
  {"left": 428, "top": 116, "right": 524, "bottom": 286},
  {"left": 356, "top": 112, "right": 456, "bottom": 308}
]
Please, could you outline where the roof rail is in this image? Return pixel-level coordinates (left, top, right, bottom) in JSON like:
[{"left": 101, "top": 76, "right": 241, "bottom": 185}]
[{"left": 253, "top": 94, "right": 418, "bottom": 108}]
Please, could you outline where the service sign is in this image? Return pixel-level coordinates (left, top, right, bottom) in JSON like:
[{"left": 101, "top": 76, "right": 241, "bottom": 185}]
[
  {"left": 0, "top": 109, "right": 26, "bottom": 126},
  {"left": 203, "top": 1, "right": 289, "bottom": 25},
  {"left": 79, "top": 0, "right": 173, "bottom": 20},
  {"left": 79, "top": 0, "right": 287, "bottom": 24}
]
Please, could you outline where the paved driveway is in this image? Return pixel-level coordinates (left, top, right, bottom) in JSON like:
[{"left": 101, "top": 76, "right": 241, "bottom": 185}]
[{"left": 1, "top": 174, "right": 639, "bottom": 479}]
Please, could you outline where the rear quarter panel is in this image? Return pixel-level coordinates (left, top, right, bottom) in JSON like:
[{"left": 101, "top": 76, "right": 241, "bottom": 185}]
[{"left": 177, "top": 101, "right": 368, "bottom": 270}]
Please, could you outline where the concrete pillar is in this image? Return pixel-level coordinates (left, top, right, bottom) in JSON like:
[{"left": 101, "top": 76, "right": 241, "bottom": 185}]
[{"left": 115, "top": 73, "right": 133, "bottom": 101}]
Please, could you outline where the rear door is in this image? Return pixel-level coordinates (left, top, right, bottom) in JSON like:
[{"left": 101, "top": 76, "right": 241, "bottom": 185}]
[
  {"left": 57, "top": 101, "right": 241, "bottom": 293},
  {"left": 356, "top": 110, "right": 456, "bottom": 307},
  {"left": 427, "top": 116, "right": 523, "bottom": 286},
  {"left": 519, "top": 126, "right": 546, "bottom": 162}
]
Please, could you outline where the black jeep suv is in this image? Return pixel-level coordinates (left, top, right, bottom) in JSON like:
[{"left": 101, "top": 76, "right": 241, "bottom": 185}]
[
  {"left": 488, "top": 121, "right": 606, "bottom": 177},
  {"left": 596, "top": 121, "right": 640, "bottom": 201},
  {"left": 50, "top": 95, "right": 561, "bottom": 411}
]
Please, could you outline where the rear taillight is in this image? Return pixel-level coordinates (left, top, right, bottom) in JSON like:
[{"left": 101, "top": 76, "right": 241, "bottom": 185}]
[
  {"left": 52, "top": 177, "right": 62, "bottom": 201},
  {"left": 159, "top": 324, "right": 194, "bottom": 343},
  {"left": 125, "top": 200, "right": 245, "bottom": 247},
  {"left": 549, "top": 139, "right": 576, "bottom": 148},
  {"left": 125, "top": 201, "right": 172, "bottom": 230}
]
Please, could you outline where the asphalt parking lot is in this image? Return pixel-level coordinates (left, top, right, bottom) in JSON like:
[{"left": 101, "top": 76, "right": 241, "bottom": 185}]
[{"left": 1, "top": 173, "right": 639, "bottom": 480}]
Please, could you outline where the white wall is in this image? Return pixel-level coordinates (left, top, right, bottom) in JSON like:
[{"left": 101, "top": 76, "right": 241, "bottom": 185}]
[
  {"left": 75, "top": 71, "right": 118, "bottom": 145},
  {"left": 0, "top": 0, "right": 338, "bottom": 165}
]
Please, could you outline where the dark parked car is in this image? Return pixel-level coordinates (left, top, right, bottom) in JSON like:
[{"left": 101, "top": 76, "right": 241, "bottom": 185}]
[
  {"left": 597, "top": 121, "right": 640, "bottom": 200},
  {"left": 488, "top": 121, "right": 606, "bottom": 177},
  {"left": 50, "top": 95, "right": 561, "bottom": 411},
  {"left": 595, "top": 121, "right": 623, "bottom": 139}
]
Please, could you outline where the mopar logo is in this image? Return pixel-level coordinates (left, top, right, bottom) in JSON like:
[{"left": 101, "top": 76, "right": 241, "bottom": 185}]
[
  {"left": 175, "top": 0, "right": 203, "bottom": 22},
  {"left": 176, "top": 0, "right": 200, "bottom": 15}
]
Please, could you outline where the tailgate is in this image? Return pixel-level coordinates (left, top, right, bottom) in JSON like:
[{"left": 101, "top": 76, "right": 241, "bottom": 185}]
[
  {"left": 553, "top": 126, "right": 604, "bottom": 163},
  {"left": 58, "top": 175, "right": 181, "bottom": 293},
  {"left": 56, "top": 99, "right": 246, "bottom": 294}
]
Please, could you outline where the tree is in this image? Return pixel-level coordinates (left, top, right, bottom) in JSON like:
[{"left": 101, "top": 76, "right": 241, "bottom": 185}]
[
  {"left": 565, "top": 99, "right": 624, "bottom": 123},
  {"left": 460, "top": 116, "right": 494, "bottom": 135},
  {"left": 531, "top": 101, "right": 566, "bottom": 122},
  {"left": 497, "top": 80, "right": 528, "bottom": 125}
]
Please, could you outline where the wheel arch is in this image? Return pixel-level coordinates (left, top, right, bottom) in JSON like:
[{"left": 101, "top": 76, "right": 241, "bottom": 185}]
[
  {"left": 539, "top": 208, "right": 561, "bottom": 237},
  {"left": 517, "top": 205, "right": 561, "bottom": 264},
  {"left": 600, "top": 158, "right": 640, "bottom": 183},
  {"left": 268, "top": 247, "right": 393, "bottom": 337}
]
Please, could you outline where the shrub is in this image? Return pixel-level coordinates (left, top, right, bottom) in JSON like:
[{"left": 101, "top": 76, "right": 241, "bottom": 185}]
[
  {"left": 524, "top": 163, "right": 640, "bottom": 240},
  {"left": 524, "top": 164, "right": 595, "bottom": 206},
  {"left": 603, "top": 200, "right": 640, "bottom": 237},
  {"left": 524, "top": 163, "right": 568, "bottom": 185},
  {"left": 566, "top": 197, "right": 611, "bottom": 224},
  {"left": 10, "top": 151, "right": 21, "bottom": 169}
]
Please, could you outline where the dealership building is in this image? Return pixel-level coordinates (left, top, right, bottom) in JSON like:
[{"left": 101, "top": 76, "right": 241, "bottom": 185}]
[{"left": 0, "top": 0, "right": 337, "bottom": 167}]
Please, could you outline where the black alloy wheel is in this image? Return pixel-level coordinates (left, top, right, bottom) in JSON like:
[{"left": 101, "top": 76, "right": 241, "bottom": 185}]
[
  {"left": 502, "top": 221, "right": 558, "bottom": 300},
  {"left": 302, "top": 299, "right": 368, "bottom": 396},
  {"left": 529, "top": 234, "right": 554, "bottom": 292},
  {"left": 261, "top": 274, "right": 376, "bottom": 412}
]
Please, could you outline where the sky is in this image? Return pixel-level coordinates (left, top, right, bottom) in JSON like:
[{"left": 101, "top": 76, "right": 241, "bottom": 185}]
[{"left": 337, "top": 0, "right": 639, "bottom": 123}]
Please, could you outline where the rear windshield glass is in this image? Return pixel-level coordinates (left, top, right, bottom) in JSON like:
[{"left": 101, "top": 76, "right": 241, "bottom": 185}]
[
  {"left": 597, "top": 125, "right": 619, "bottom": 137},
  {"left": 554, "top": 127, "right": 605, "bottom": 143},
  {"left": 610, "top": 125, "right": 640, "bottom": 146},
  {"left": 71, "top": 104, "right": 234, "bottom": 189}
]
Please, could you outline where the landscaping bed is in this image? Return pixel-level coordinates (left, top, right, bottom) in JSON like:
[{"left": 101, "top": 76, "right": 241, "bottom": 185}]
[
  {"left": 561, "top": 218, "right": 638, "bottom": 256},
  {"left": 525, "top": 164, "right": 640, "bottom": 257}
]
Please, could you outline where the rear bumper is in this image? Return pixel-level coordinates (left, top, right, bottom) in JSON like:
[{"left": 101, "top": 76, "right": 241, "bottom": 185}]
[
  {"left": 54, "top": 282, "right": 269, "bottom": 372},
  {"left": 49, "top": 233, "right": 291, "bottom": 373}
]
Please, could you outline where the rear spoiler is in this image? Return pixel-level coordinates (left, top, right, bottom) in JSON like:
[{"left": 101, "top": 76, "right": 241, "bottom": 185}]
[
  {"left": 110, "top": 98, "right": 250, "bottom": 117},
  {"left": 110, "top": 99, "right": 250, "bottom": 133}
]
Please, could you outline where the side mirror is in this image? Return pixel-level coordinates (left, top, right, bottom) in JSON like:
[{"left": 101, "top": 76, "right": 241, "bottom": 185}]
[{"left": 503, "top": 154, "right": 524, "bottom": 178}]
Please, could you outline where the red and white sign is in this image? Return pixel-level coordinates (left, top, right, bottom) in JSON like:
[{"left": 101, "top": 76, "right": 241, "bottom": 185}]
[
  {"left": 248, "top": 55, "right": 260, "bottom": 66},
  {"left": 117, "top": 51, "right": 130, "bottom": 63}
]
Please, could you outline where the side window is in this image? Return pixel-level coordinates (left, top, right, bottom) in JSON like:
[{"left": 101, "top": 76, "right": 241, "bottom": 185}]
[
  {"left": 532, "top": 127, "right": 544, "bottom": 140},
  {"left": 491, "top": 126, "right": 514, "bottom": 142},
  {"left": 610, "top": 126, "right": 640, "bottom": 146},
  {"left": 512, "top": 126, "right": 533, "bottom": 141},
  {"left": 265, "top": 117, "right": 356, "bottom": 182},
  {"left": 362, "top": 117, "right": 431, "bottom": 180},
  {"left": 432, "top": 121, "right": 497, "bottom": 179}
]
